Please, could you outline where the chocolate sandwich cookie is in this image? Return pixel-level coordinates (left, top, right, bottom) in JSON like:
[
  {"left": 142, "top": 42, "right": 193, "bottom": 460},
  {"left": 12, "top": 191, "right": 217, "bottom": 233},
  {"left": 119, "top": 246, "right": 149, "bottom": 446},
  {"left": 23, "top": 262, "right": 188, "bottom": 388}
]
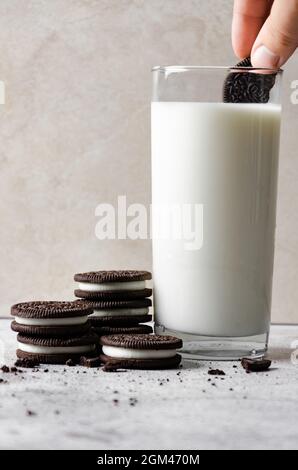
[
  {"left": 74, "top": 270, "right": 152, "bottom": 300},
  {"left": 99, "top": 334, "right": 182, "bottom": 370},
  {"left": 74, "top": 288, "right": 152, "bottom": 301},
  {"left": 82, "top": 298, "right": 152, "bottom": 326},
  {"left": 16, "top": 332, "right": 98, "bottom": 364},
  {"left": 94, "top": 324, "right": 153, "bottom": 336},
  {"left": 11, "top": 301, "right": 93, "bottom": 337},
  {"left": 223, "top": 57, "right": 276, "bottom": 103}
]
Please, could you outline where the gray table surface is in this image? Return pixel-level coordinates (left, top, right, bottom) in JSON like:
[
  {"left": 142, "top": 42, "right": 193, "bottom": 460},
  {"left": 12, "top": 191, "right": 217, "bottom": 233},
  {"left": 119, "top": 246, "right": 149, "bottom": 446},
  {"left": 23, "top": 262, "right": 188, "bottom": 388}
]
[{"left": 0, "top": 320, "right": 297, "bottom": 450}]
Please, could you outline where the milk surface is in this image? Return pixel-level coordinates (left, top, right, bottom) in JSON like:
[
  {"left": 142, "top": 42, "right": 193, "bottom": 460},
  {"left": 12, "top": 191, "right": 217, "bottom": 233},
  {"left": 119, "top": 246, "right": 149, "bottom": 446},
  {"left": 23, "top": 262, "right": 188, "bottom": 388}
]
[{"left": 151, "top": 102, "right": 281, "bottom": 337}]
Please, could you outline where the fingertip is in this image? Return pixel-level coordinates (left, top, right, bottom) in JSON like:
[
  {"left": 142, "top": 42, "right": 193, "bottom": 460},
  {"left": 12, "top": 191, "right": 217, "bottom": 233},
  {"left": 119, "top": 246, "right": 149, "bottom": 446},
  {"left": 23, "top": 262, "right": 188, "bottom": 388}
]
[
  {"left": 251, "top": 45, "right": 280, "bottom": 68},
  {"left": 232, "top": 29, "right": 252, "bottom": 59},
  {"left": 231, "top": 16, "right": 256, "bottom": 60},
  {"left": 232, "top": 42, "right": 250, "bottom": 60}
]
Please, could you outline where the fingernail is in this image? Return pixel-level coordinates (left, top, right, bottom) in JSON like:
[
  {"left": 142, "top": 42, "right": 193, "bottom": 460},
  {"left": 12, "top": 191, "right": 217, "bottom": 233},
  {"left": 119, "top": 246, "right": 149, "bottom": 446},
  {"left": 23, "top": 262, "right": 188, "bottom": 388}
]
[{"left": 252, "top": 45, "right": 280, "bottom": 68}]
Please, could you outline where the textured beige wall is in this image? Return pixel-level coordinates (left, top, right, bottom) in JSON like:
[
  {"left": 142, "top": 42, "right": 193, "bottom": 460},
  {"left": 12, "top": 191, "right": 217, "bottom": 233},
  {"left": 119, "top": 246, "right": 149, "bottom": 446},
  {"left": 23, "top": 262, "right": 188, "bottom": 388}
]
[{"left": 0, "top": 0, "right": 297, "bottom": 322}]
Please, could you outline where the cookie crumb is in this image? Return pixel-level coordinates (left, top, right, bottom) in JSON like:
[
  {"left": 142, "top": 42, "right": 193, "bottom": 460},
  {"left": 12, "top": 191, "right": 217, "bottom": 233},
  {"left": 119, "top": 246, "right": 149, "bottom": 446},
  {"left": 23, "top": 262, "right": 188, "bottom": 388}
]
[
  {"left": 208, "top": 369, "right": 225, "bottom": 376},
  {"left": 65, "top": 359, "right": 75, "bottom": 367},
  {"left": 80, "top": 356, "right": 101, "bottom": 368},
  {"left": 103, "top": 364, "right": 118, "bottom": 372},
  {"left": 15, "top": 358, "right": 39, "bottom": 368},
  {"left": 129, "top": 397, "right": 138, "bottom": 406}
]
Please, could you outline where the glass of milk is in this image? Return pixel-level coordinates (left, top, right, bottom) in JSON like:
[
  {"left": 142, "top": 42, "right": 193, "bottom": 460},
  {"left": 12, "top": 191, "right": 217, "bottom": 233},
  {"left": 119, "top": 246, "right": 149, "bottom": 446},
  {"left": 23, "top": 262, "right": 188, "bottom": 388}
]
[{"left": 151, "top": 65, "right": 282, "bottom": 360}]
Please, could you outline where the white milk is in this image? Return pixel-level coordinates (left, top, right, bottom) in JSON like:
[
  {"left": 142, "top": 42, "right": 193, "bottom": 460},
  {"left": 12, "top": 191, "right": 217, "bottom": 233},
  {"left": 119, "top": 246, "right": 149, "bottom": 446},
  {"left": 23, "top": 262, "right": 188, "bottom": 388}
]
[{"left": 151, "top": 102, "right": 281, "bottom": 337}]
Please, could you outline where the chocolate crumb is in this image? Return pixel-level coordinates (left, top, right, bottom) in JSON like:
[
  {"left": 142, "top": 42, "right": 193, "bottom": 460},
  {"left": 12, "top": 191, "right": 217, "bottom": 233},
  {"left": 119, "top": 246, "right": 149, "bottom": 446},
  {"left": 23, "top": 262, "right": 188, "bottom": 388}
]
[
  {"left": 65, "top": 359, "right": 75, "bottom": 367},
  {"left": 26, "top": 410, "right": 36, "bottom": 417},
  {"left": 80, "top": 356, "right": 101, "bottom": 368},
  {"left": 103, "top": 364, "right": 118, "bottom": 372},
  {"left": 1, "top": 365, "right": 10, "bottom": 373},
  {"left": 129, "top": 397, "right": 138, "bottom": 406},
  {"left": 113, "top": 399, "right": 119, "bottom": 405},
  {"left": 208, "top": 369, "right": 225, "bottom": 376},
  {"left": 15, "top": 358, "right": 39, "bottom": 368},
  {"left": 44, "top": 369, "right": 49, "bottom": 373}
]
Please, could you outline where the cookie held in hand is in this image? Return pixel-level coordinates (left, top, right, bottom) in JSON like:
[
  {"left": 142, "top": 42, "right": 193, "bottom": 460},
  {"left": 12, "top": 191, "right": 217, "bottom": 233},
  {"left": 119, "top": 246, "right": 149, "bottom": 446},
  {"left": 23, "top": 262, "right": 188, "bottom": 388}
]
[{"left": 223, "top": 57, "right": 276, "bottom": 104}]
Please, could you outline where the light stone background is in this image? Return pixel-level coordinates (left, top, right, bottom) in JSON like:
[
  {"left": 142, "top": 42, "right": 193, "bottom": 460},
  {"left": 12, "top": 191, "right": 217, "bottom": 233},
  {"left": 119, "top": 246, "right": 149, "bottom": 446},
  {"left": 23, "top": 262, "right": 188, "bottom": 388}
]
[{"left": 0, "top": 0, "right": 297, "bottom": 322}]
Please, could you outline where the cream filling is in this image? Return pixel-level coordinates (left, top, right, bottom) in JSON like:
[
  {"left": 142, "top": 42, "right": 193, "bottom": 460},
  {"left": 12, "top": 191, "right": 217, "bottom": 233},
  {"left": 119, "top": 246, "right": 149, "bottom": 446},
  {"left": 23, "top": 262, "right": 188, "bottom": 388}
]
[
  {"left": 89, "top": 308, "right": 149, "bottom": 318},
  {"left": 14, "top": 316, "right": 88, "bottom": 326},
  {"left": 102, "top": 345, "right": 176, "bottom": 359},
  {"left": 78, "top": 280, "right": 145, "bottom": 292},
  {"left": 17, "top": 342, "right": 96, "bottom": 355}
]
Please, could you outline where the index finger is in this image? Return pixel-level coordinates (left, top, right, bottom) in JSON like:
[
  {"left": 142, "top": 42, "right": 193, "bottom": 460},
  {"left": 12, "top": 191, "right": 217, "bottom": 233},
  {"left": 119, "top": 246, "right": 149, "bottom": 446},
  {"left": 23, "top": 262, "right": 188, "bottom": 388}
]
[{"left": 232, "top": 0, "right": 273, "bottom": 58}]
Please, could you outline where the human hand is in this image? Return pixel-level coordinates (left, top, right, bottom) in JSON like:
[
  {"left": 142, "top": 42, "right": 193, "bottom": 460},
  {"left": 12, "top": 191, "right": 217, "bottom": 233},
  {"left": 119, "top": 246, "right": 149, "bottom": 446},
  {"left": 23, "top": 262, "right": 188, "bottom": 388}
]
[{"left": 232, "top": 0, "right": 298, "bottom": 68}]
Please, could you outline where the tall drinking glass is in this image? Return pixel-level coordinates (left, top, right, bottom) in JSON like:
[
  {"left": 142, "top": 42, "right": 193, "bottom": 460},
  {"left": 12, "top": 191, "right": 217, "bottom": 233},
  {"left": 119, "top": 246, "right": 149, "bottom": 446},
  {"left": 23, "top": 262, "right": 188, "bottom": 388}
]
[{"left": 151, "top": 65, "right": 282, "bottom": 359}]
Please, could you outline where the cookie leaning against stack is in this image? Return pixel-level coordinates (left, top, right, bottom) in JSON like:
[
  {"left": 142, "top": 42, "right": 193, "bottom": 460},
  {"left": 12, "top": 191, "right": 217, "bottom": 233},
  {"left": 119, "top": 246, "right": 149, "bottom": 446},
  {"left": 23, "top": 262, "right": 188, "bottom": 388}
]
[
  {"left": 74, "top": 270, "right": 153, "bottom": 335},
  {"left": 11, "top": 301, "right": 98, "bottom": 364},
  {"left": 99, "top": 334, "right": 183, "bottom": 370}
]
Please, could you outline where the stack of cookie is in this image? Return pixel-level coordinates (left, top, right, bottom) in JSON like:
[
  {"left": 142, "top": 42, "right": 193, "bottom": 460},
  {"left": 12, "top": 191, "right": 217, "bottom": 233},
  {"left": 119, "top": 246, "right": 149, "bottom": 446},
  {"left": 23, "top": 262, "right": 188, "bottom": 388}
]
[
  {"left": 74, "top": 270, "right": 153, "bottom": 336},
  {"left": 11, "top": 301, "right": 98, "bottom": 364}
]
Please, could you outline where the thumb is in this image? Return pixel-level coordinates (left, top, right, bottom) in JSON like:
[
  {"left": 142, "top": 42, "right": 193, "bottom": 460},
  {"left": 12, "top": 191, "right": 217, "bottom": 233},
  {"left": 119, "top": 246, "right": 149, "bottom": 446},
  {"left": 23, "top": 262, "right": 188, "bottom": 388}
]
[{"left": 251, "top": 0, "right": 298, "bottom": 68}]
